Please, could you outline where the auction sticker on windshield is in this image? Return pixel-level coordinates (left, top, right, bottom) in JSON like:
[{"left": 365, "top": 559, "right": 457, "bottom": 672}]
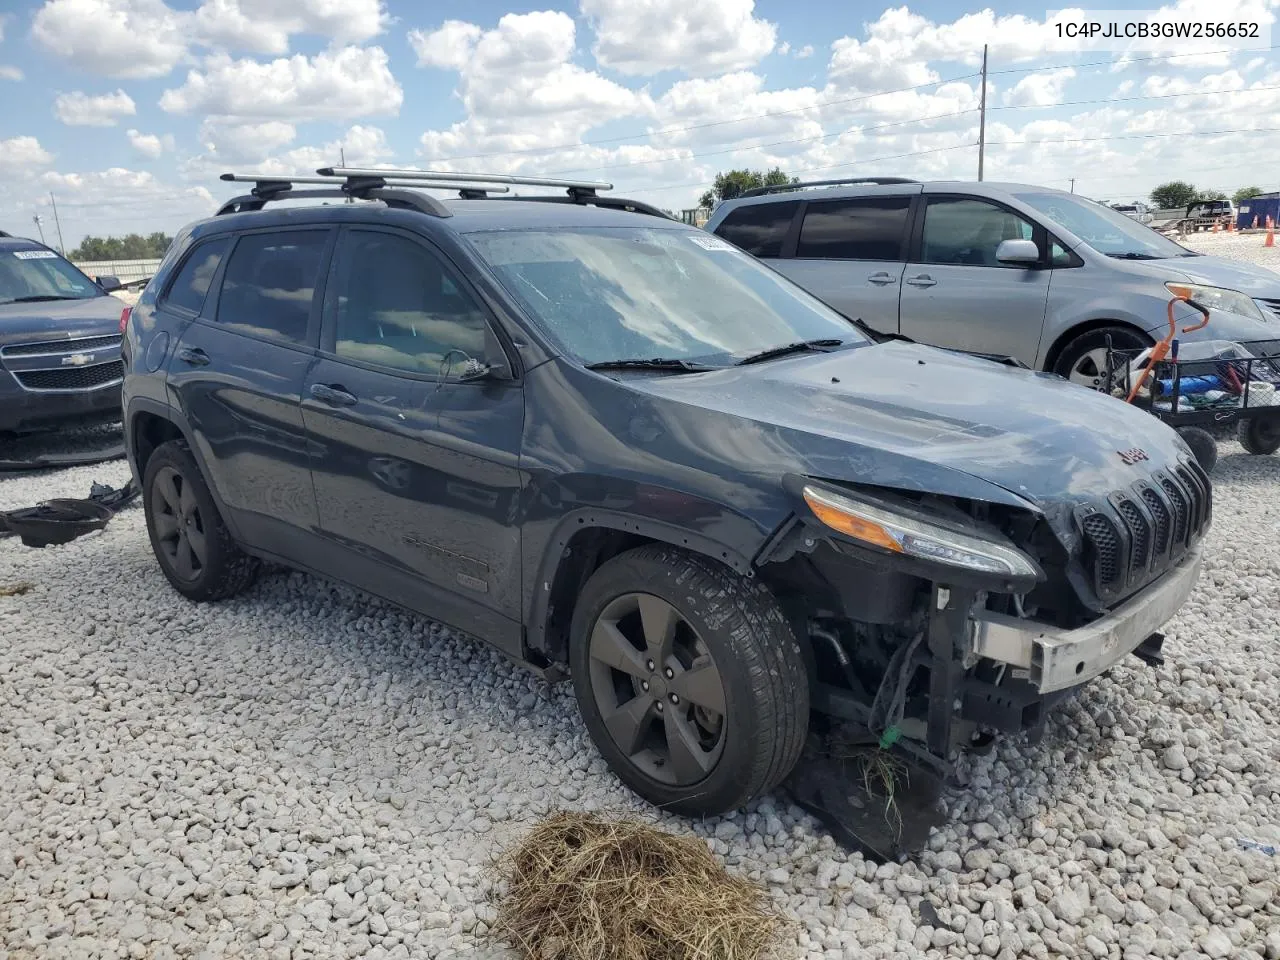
[
  {"left": 13, "top": 251, "right": 59, "bottom": 260},
  {"left": 689, "top": 235, "right": 736, "bottom": 251}
]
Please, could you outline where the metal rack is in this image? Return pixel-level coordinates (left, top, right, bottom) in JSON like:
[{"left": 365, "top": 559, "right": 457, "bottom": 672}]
[{"left": 740, "top": 176, "right": 918, "bottom": 198}]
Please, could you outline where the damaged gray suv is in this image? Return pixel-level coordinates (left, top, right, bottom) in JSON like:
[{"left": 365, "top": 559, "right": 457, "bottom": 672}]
[{"left": 123, "top": 168, "right": 1209, "bottom": 822}]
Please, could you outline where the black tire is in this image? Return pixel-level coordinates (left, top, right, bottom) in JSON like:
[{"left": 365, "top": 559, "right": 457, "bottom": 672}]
[
  {"left": 1052, "top": 326, "right": 1151, "bottom": 391},
  {"left": 1237, "top": 416, "right": 1280, "bottom": 455},
  {"left": 569, "top": 544, "right": 808, "bottom": 816},
  {"left": 1177, "top": 426, "right": 1218, "bottom": 472},
  {"left": 142, "top": 440, "right": 259, "bottom": 601}
]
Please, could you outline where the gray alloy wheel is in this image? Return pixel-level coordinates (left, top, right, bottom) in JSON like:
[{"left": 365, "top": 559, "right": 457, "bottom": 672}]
[
  {"left": 587, "top": 592, "right": 727, "bottom": 786},
  {"left": 151, "top": 464, "right": 208, "bottom": 582}
]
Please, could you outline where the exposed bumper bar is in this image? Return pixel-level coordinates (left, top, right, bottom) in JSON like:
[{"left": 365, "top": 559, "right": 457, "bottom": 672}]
[{"left": 972, "top": 549, "right": 1202, "bottom": 693}]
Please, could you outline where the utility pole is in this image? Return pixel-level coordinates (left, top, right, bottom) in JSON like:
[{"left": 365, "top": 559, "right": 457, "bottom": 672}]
[
  {"left": 31, "top": 214, "right": 46, "bottom": 245},
  {"left": 1069, "top": 178, "right": 1076, "bottom": 194},
  {"left": 49, "top": 192, "right": 66, "bottom": 254},
  {"left": 977, "top": 44, "right": 988, "bottom": 181}
]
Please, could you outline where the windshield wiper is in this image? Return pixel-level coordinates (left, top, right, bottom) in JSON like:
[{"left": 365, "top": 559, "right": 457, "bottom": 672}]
[
  {"left": 1107, "top": 252, "right": 1161, "bottom": 261},
  {"left": 585, "top": 358, "right": 717, "bottom": 373},
  {"left": 735, "top": 338, "right": 845, "bottom": 366},
  {"left": 7, "top": 294, "right": 85, "bottom": 303}
]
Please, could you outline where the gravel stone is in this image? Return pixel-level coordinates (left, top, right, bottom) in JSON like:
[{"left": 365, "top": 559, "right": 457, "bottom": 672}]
[{"left": 2, "top": 284, "right": 1279, "bottom": 960}]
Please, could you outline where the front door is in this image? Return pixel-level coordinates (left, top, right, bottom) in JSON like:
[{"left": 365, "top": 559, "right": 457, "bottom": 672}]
[
  {"left": 899, "top": 196, "right": 1051, "bottom": 364},
  {"left": 166, "top": 228, "right": 332, "bottom": 553},
  {"left": 300, "top": 227, "right": 525, "bottom": 646},
  {"left": 768, "top": 193, "right": 914, "bottom": 335}
]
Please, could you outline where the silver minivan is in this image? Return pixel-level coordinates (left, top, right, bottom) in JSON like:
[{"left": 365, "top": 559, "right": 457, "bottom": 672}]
[{"left": 704, "top": 179, "right": 1280, "bottom": 387}]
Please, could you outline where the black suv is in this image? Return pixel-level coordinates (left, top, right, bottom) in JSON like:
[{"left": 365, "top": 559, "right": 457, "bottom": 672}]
[{"left": 122, "top": 168, "right": 1209, "bottom": 816}]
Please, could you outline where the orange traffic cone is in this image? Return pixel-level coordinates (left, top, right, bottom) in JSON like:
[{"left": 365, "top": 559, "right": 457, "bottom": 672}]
[
  {"left": 1227, "top": 220, "right": 1234, "bottom": 232},
  {"left": 1254, "top": 215, "right": 1260, "bottom": 228},
  {"left": 1266, "top": 221, "right": 1275, "bottom": 248},
  {"left": 1212, "top": 221, "right": 1219, "bottom": 232}
]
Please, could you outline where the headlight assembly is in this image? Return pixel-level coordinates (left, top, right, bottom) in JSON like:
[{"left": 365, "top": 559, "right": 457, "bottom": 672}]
[
  {"left": 1165, "top": 282, "right": 1267, "bottom": 323},
  {"left": 801, "top": 485, "right": 1040, "bottom": 579}
]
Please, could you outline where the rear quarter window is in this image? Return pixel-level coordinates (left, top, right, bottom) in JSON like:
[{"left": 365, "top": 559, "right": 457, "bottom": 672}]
[
  {"left": 796, "top": 196, "right": 911, "bottom": 260},
  {"left": 712, "top": 201, "right": 800, "bottom": 258}
]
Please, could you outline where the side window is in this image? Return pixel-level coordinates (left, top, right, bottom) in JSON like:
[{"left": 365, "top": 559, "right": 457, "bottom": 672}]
[
  {"left": 921, "top": 198, "right": 1037, "bottom": 267},
  {"left": 713, "top": 201, "right": 799, "bottom": 258},
  {"left": 162, "top": 238, "right": 229, "bottom": 315},
  {"left": 1051, "top": 240, "right": 1075, "bottom": 267},
  {"left": 216, "top": 231, "right": 328, "bottom": 345},
  {"left": 796, "top": 196, "right": 911, "bottom": 260},
  {"left": 329, "top": 230, "right": 492, "bottom": 377}
]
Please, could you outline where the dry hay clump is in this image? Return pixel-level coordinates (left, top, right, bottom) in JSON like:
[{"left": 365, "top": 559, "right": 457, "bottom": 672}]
[{"left": 491, "top": 811, "right": 787, "bottom": 960}]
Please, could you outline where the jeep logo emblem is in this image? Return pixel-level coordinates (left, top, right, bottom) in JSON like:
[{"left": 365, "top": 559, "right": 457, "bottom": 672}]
[{"left": 1117, "top": 447, "right": 1149, "bottom": 465}]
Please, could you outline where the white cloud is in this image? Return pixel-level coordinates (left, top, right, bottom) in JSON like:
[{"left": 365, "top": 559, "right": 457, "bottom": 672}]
[
  {"left": 408, "top": 19, "right": 483, "bottom": 70},
  {"left": 54, "top": 89, "right": 137, "bottom": 127},
  {"left": 795, "top": 45, "right": 814, "bottom": 59},
  {"left": 0, "top": 66, "right": 21, "bottom": 81},
  {"left": 778, "top": 41, "right": 790, "bottom": 56},
  {"left": 193, "top": 0, "right": 389, "bottom": 56},
  {"left": 581, "top": 0, "right": 776, "bottom": 77},
  {"left": 413, "top": 12, "right": 651, "bottom": 165},
  {"left": 32, "top": 0, "right": 189, "bottom": 79},
  {"left": 199, "top": 119, "right": 299, "bottom": 163},
  {"left": 0, "top": 136, "right": 54, "bottom": 173},
  {"left": 1001, "top": 68, "right": 1076, "bottom": 108},
  {"left": 160, "top": 46, "right": 402, "bottom": 121},
  {"left": 127, "top": 129, "right": 173, "bottom": 158}
]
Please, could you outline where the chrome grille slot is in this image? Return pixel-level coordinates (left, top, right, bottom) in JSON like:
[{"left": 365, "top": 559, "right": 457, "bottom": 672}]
[
  {"left": 0, "top": 334, "right": 122, "bottom": 358},
  {"left": 15, "top": 361, "right": 123, "bottom": 391}
]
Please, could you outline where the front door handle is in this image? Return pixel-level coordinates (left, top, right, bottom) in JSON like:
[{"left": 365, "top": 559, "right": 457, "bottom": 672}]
[
  {"left": 177, "top": 347, "right": 210, "bottom": 366},
  {"left": 310, "top": 383, "right": 357, "bottom": 407},
  {"left": 867, "top": 272, "right": 898, "bottom": 285},
  {"left": 904, "top": 274, "right": 937, "bottom": 288}
]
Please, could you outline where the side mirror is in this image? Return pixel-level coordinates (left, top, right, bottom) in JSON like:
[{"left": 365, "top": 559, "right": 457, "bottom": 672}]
[
  {"left": 995, "top": 239, "right": 1040, "bottom": 266},
  {"left": 96, "top": 276, "right": 123, "bottom": 293},
  {"left": 454, "top": 326, "right": 513, "bottom": 382}
]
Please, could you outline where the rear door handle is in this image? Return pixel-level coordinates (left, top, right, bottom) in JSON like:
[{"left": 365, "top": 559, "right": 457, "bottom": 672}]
[
  {"left": 177, "top": 347, "right": 210, "bottom": 366},
  {"left": 867, "top": 272, "right": 898, "bottom": 285},
  {"left": 904, "top": 274, "right": 937, "bottom": 288},
  {"left": 310, "top": 383, "right": 357, "bottom": 407}
]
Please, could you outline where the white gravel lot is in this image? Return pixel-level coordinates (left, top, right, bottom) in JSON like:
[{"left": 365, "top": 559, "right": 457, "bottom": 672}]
[{"left": 2, "top": 240, "right": 1279, "bottom": 960}]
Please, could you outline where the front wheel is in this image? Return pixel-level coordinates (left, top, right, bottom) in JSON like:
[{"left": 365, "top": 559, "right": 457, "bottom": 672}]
[
  {"left": 1053, "top": 326, "right": 1152, "bottom": 391},
  {"left": 1238, "top": 416, "right": 1280, "bottom": 455},
  {"left": 569, "top": 545, "right": 809, "bottom": 816}
]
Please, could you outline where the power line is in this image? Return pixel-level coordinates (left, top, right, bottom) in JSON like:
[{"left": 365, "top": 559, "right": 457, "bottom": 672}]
[
  {"left": 992, "top": 81, "right": 1280, "bottom": 114},
  {"left": 987, "top": 126, "right": 1274, "bottom": 148},
  {"left": 549, "top": 108, "right": 978, "bottom": 175},
  {"left": 986, "top": 43, "right": 1280, "bottom": 79}
]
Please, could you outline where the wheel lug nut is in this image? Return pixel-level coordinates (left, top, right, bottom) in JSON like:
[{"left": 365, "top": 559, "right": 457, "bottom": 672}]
[
  {"left": 670, "top": 694, "right": 679, "bottom": 705},
  {"left": 641, "top": 681, "right": 649, "bottom": 692},
  {"left": 655, "top": 702, "right": 663, "bottom": 712},
  {"left": 664, "top": 668, "right": 674, "bottom": 679},
  {"left": 646, "top": 660, "right": 655, "bottom": 671}
]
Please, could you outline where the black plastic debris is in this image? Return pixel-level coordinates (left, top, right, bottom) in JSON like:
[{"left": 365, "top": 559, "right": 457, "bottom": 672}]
[
  {"left": 0, "top": 480, "right": 139, "bottom": 548},
  {"left": 783, "top": 735, "right": 946, "bottom": 863},
  {"left": 0, "top": 441, "right": 126, "bottom": 473}
]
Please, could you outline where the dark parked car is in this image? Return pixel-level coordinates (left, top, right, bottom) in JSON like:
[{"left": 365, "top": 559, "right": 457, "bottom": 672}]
[
  {"left": 122, "top": 169, "right": 1209, "bottom": 816},
  {"left": 0, "top": 231, "right": 127, "bottom": 434}
]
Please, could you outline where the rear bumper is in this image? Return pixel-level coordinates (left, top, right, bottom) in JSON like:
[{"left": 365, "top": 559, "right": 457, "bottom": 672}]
[
  {"left": 0, "top": 377, "right": 122, "bottom": 433},
  {"left": 972, "top": 548, "right": 1202, "bottom": 693}
]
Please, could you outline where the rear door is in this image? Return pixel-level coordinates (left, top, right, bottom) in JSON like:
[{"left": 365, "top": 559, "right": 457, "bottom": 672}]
[
  {"left": 166, "top": 227, "right": 332, "bottom": 554},
  {"left": 898, "top": 195, "right": 1051, "bottom": 364},
  {"left": 768, "top": 193, "right": 915, "bottom": 335},
  {"left": 301, "top": 226, "right": 525, "bottom": 646}
]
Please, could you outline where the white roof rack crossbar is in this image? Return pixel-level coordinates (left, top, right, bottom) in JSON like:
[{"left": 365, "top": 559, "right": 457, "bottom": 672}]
[{"left": 316, "top": 167, "right": 613, "bottom": 193}]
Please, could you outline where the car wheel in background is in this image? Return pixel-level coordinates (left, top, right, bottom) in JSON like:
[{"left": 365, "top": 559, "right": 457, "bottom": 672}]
[
  {"left": 569, "top": 544, "right": 808, "bottom": 816},
  {"left": 1177, "top": 427, "right": 1218, "bottom": 473},
  {"left": 143, "top": 440, "right": 260, "bottom": 601},
  {"left": 1053, "top": 326, "right": 1152, "bottom": 391},
  {"left": 1237, "top": 416, "right": 1280, "bottom": 456}
]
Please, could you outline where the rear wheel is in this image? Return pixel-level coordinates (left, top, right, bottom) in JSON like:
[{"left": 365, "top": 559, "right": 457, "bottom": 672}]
[
  {"left": 1238, "top": 416, "right": 1280, "bottom": 455},
  {"left": 143, "top": 440, "right": 259, "bottom": 601},
  {"left": 1177, "top": 426, "right": 1218, "bottom": 473},
  {"left": 569, "top": 545, "right": 808, "bottom": 816},
  {"left": 1053, "top": 326, "right": 1151, "bottom": 391}
]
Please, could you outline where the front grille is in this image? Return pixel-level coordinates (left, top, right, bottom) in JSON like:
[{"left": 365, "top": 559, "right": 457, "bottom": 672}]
[
  {"left": 0, "top": 334, "right": 121, "bottom": 358},
  {"left": 15, "top": 361, "right": 123, "bottom": 391},
  {"left": 1078, "top": 461, "right": 1210, "bottom": 604}
]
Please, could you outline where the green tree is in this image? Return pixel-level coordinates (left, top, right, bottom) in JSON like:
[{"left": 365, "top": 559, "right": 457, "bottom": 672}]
[
  {"left": 70, "top": 232, "right": 173, "bottom": 261},
  {"left": 1197, "top": 188, "right": 1228, "bottom": 202},
  {"left": 699, "top": 167, "right": 798, "bottom": 209},
  {"left": 1149, "top": 181, "right": 1198, "bottom": 210},
  {"left": 1232, "top": 186, "right": 1264, "bottom": 205}
]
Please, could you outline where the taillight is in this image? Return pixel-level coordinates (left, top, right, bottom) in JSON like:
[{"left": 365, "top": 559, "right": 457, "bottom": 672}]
[{"left": 119, "top": 306, "right": 132, "bottom": 333}]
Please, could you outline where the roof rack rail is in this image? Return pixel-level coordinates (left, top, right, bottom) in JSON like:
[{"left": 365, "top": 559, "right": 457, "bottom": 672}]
[
  {"left": 740, "top": 176, "right": 918, "bottom": 198},
  {"left": 218, "top": 173, "right": 510, "bottom": 197},
  {"left": 318, "top": 166, "right": 613, "bottom": 199}
]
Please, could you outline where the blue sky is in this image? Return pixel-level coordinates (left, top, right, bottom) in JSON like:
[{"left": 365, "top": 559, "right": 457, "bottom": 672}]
[{"left": 1, "top": 0, "right": 1278, "bottom": 246}]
